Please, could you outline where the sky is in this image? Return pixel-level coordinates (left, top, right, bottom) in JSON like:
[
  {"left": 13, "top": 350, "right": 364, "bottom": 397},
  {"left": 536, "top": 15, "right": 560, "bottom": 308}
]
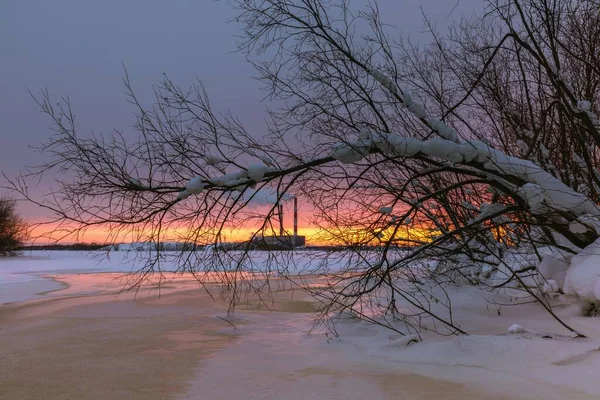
[{"left": 1, "top": 0, "right": 485, "bottom": 242}]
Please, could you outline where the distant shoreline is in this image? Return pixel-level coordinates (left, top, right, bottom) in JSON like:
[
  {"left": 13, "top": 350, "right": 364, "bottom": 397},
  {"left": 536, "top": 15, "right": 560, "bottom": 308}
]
[{"left": 33, "top": 275, "right": 70, "bottom": 296}]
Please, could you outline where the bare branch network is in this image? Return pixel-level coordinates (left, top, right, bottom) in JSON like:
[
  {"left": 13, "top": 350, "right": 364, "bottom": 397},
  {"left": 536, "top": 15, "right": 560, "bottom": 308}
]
[{"left": 10, "top": 0, "right": 600, "bottom": 336}]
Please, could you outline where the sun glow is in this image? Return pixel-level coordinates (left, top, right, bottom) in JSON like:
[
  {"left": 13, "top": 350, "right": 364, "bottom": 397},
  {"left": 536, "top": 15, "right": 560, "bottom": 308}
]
[
  {"left": 25, "top": 193, "right": 437, "bottom": 247},
  {"left": 28, "top": 220, "right": 434, "bottom": 247}
]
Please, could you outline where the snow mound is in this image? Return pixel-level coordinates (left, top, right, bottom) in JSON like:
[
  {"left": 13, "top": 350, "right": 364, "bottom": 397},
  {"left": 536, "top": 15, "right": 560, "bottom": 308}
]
[
  {"left": 564, "top": 237, "right": 600, "bottom": 301},
  {"left": 507, "top": 324, "right": 531, "bottom": 334},
  {"left": 564, "top": 262, "right": 600, "bottom": 301}
]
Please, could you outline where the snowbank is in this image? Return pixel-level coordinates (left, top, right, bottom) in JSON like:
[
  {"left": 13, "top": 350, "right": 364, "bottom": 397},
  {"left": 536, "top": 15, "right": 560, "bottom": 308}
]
[{"left": 564, "top": 238, "right": 600, "bottom": 301}]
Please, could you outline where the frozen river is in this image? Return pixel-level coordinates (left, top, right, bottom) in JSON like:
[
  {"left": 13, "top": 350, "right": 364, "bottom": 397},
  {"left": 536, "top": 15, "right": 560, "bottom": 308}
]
[
  {"left": 0, "top": 251, "right": 165, "bottom": 303},
  {"left": 0, "top": 249, "right": 345, "bottom": 303}
]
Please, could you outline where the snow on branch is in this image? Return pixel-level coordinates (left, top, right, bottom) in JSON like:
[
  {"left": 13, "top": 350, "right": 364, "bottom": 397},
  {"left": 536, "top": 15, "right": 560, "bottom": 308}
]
[
  {"left": 367, "top": 68, "right": 459, "bottom": 142},
  {"left": 326, "top": 131, "right": 600, "bottom": 218}
]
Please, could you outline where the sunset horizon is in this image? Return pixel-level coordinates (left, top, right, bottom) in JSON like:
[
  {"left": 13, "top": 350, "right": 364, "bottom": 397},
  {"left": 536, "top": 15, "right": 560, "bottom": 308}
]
[{"left": 3, "top": 0, "right": 597, "bottom": 398}]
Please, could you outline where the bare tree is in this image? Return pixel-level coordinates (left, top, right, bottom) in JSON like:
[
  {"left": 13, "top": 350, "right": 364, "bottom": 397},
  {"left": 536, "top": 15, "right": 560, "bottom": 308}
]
[
  {"left": 0, "top": 197, "right": 28, "bottom": 256},
  {"left": 10, "top": 0, "right": 600, "bottom": 336}
]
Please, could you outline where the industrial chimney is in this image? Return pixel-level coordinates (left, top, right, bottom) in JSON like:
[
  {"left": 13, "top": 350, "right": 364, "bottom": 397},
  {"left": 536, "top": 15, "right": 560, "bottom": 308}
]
[
  {"left": 278, "top": 203, "right": 284, "bottom": 236},
  {"left": 293, "top": 197, "right": 298, "bottom": 238}
]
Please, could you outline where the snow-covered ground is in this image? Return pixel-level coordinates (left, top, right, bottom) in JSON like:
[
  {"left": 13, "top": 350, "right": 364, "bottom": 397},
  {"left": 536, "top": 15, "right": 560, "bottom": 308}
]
[
  {"left": 183, "top": 288, "right": 600, "bottom": 399},
  {"left": 2, "top": 250, "right": 600, "bottom": 398}
]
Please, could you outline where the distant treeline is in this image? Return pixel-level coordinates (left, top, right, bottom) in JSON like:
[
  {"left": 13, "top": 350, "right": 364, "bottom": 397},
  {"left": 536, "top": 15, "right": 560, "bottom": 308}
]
[
  {"left": 304, "top": 245, "right": 414, "bottom": 252},
  {"left": 18, "top": 243, "right": 414, "bottom": 252},
  {"left": 19, "top": 243, "right": 109, "bottom": 251}
]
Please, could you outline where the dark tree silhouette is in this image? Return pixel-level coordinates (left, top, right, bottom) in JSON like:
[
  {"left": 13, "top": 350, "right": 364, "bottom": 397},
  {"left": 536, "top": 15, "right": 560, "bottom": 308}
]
[{"left": 0, "top": 198, "right": 28, "bottom": 256}]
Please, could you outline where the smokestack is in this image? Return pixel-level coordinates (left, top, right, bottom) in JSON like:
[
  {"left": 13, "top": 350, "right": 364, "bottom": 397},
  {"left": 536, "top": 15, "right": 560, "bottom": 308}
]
[
  {"left": 293, "top": 197, "right": 298, "bottom": 237},
  {"left": 279, "top": 203, "right": 284, "bottom": 236}
]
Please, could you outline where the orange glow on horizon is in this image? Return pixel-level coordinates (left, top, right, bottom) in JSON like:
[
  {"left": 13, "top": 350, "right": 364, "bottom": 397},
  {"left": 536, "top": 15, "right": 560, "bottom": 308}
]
[
  {"left": 28, "top": 220, "right": 433, "bottom": 247},
  {"left": 28, "top": 221, "right": 327, "bottom": 245}
]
